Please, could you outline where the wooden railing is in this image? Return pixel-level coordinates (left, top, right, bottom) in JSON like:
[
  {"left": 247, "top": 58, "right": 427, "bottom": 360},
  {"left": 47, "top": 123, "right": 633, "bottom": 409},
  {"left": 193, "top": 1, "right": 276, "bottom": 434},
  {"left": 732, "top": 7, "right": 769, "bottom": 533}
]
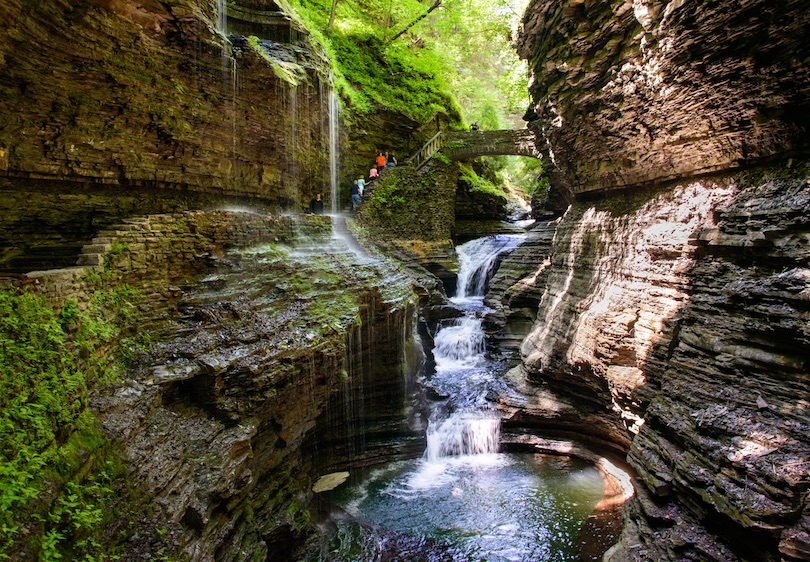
[{"left": 405, "top": 131, "right": 443, "bottom": 170}]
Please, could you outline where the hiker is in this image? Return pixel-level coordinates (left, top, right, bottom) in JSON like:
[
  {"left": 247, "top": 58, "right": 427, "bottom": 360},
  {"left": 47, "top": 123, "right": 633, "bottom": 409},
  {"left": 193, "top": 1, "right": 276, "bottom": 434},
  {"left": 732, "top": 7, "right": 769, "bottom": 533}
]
[
  {"left": 309, "top": 192, "right": 324, "bottom": 215},
  {"left": 470, "top": 121, "right": 479, "bottom": 131},
  {"left": 350, "top": 180, "right": 361, "bottom": 210},
  {"left": 357, "top": 176, "right": 365, "bottom": 195},
  {"left": 369, "top": 166, "right": 379, "bottom": 181},
  {"left": 375, "top": 152, "right": 386, "bottom": 173},
  {"left": 386, "top": 152, "right": 397, "bottom": 167}
]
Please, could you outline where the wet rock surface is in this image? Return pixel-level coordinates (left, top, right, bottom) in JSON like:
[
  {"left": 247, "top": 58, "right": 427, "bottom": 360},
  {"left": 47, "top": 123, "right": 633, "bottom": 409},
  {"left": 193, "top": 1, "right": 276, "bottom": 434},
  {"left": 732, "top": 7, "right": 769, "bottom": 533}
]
[
  {"left": 91, "top": 228, "right": 424, "bottom": 560},
  {"left": 514, "top": 1, "right": 810, "bottom": 558},
  {"left": 517, "top": 0, "right": 810, "bottom": 200}
]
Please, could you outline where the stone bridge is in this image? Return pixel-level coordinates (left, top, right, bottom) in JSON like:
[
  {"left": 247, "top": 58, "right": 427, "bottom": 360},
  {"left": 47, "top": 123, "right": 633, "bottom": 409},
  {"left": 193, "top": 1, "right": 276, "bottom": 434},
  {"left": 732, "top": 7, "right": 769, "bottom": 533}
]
[{"left": 407, "top": 129, "right": 540, "bottom": 169}]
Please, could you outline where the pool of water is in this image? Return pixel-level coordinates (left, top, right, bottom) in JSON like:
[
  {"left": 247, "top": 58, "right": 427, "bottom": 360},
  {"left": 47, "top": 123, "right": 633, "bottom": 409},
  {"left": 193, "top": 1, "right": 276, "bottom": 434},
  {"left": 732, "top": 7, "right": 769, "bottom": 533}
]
[{"left": 326, "top": 452, "right": 604, "bottom": 562}]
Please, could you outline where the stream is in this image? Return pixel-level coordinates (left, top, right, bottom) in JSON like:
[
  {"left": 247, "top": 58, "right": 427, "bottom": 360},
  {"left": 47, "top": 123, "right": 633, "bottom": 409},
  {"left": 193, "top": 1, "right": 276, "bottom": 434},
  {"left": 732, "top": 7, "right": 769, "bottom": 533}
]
[{"left": 324, "top": 234, "right": 606, "bottom": 561}]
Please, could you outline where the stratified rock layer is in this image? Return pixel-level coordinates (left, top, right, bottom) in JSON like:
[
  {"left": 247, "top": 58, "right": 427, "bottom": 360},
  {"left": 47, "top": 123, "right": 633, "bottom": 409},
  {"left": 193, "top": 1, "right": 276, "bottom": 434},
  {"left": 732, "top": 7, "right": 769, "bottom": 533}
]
[
  {"left": 86, "top": 218, "right": 424, "bottom": 561},
  {"left": 513, "top": 1, "right": 810, "bottom": 558},
  {"left": 491, "top": 172, "right": 809, "bottom": 560},
  {"left": 517, "top": 0, "right": 810, "bottom": 200},
  {"left": 0, "top": 0, "right": 337, "bottom": 271}
]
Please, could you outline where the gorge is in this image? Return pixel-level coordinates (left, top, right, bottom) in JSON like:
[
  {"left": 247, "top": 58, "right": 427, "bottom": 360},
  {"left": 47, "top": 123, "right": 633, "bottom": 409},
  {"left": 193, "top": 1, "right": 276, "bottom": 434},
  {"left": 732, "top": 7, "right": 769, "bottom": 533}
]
[{"left": 0, "top": 1, "right": 808, "bottom": 562}]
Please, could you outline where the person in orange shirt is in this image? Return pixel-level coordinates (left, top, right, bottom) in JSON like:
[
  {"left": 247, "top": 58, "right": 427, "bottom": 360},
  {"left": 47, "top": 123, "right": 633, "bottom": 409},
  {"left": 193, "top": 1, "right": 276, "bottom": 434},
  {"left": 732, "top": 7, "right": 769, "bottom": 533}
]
[{"left": 375, "top": 152, "right": 386, "bottom": 173}]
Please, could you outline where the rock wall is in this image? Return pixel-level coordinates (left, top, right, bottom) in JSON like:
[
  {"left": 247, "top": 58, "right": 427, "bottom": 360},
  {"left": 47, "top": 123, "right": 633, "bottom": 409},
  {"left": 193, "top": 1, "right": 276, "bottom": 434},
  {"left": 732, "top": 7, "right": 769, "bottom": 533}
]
[
  {"left": 512, "top": 1, "right": 810, "bottom": 558},
  {"left": 0, "top": 0, "right": 337, "bottom": 270},
  {"left": 0, "top": 0, "right": 333, "bottom": 199},
  {"left": 9, "top": 210, "right": 330, "bottom": 311},
  {"left": 492, "top": 171, "right": 809, "bottom": 560},
  {"left": 357, "top": 160, "right": 461, "bottom": 293},
  {"left": 7, "top": 209, "right": 424, "bottom": 561},
  {"left": 516, "top": 0, "right": 810, "bottom": 201}
]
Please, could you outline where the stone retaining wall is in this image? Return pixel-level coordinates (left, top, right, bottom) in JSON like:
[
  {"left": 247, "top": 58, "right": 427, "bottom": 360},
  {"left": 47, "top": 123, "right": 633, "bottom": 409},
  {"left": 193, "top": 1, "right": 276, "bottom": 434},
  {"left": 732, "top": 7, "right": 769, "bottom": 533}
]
[{"left": 10, "top": 211, "right": 332, "bottom": 311}]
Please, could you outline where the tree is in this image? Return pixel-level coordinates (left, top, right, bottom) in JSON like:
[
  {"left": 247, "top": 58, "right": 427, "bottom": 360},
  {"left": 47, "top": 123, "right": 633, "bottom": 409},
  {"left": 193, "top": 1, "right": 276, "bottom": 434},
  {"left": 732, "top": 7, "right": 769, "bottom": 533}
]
[{"left": 327, "top": 0, "right": 338, "bottom": 32}]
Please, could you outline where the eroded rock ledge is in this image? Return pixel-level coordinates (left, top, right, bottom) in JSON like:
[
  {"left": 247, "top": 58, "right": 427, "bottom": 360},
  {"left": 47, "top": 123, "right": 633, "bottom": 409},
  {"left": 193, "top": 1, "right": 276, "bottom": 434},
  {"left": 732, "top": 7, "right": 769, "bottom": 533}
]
[
  {"left": 11, "top": 211, "right": 425, "bottom": 560},
  {"left": 517, "top": 0, "right": 810, "bottom": 200}
]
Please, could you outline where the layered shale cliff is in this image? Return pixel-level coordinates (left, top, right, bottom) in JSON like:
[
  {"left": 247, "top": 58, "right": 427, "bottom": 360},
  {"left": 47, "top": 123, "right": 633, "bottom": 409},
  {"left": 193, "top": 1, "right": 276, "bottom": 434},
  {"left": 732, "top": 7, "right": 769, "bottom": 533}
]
[
  {"left": 8, "top": 211, "right": 425, "bottom": 560},
  {"left": 516, "top": 0, "right": 810, "bottom": 202},
  {"left": 504, "top": 0, "right": 810, "bottom": 560},
  {"left": 0, "top": 0, "right": 340, "bottom": 271}
]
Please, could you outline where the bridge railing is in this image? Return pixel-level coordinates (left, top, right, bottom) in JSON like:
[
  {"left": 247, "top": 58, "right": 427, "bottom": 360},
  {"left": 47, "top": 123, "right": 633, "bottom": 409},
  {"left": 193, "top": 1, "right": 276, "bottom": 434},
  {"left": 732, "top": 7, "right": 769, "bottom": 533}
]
[{"left": 406, "top": 131, "right": 443, "bottom": 170}]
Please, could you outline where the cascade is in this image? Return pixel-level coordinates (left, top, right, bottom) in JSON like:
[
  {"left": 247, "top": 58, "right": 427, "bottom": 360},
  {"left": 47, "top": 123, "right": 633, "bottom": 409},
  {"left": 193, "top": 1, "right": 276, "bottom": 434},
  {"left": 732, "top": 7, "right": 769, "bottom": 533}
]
[
  {"left": 423, "top": 234, "right": 525, "bottom": 459},
  {"left": 424, "top": 411, "right": 500, "bottom": 461},
  {"left": 215, "top": 0, "right": 238, "bottom": 168},
  {"left": 325, "top": 232, "right": 620, "bottom": 561},
  {"left": 454, "top": 234, "right": 525, "bottom": 299}
]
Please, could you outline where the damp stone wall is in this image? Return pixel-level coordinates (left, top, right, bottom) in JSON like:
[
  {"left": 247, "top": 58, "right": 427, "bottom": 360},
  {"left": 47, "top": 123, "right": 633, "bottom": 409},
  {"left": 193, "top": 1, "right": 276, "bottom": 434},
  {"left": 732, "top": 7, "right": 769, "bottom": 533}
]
[{"left": 7, "top": 211, "right": 332, "bottom": 311}]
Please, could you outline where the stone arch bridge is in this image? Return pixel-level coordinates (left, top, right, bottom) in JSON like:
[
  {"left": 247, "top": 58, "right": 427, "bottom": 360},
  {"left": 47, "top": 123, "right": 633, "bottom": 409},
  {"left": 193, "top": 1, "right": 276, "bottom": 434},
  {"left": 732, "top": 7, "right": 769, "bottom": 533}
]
[{"left": 407, "top": 129, "right": 540, "bottom": 169}]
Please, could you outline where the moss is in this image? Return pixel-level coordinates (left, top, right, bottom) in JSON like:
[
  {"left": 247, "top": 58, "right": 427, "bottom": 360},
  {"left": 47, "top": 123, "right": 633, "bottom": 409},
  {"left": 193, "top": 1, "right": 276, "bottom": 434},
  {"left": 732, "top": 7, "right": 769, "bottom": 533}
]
[
  {"left": 358, "top": 160, "right": 459, "bottom": 242},
  {"left": 731, "top": 157, "right": 810, "bottom": 190},
  {"left": 458, "top": 162, "right": 508, "bottom": 201},
  {"left": 287, "top": 0, "right": 463, "bottom": 125},
  {"left": 245, "top": 36, "right": 309, "bottom": 86}
]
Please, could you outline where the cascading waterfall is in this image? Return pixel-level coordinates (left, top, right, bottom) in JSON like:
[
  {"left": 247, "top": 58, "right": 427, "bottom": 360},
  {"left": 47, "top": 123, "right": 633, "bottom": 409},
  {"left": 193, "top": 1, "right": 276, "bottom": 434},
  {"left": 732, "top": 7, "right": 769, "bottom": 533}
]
[
  {"left": 423, "top": 234, "right": 525, "bottom": 459},
  {"left": 425, "top": 411, "right": 500, "bottom": 461},
  {"left": 214, "top": 0, "right": 238, "bottom": 167},
  {"left": 326, "top": 232, "right": 612, "bottom": 562},
  {"left": 216, "top": 0, "right": 229, "bottom": 71},
  {"left": 454, "top": 235, "right": 526, "bottom": 299},
  {"left": 431, "top": 316, "right": 486, "bottom": 371}
]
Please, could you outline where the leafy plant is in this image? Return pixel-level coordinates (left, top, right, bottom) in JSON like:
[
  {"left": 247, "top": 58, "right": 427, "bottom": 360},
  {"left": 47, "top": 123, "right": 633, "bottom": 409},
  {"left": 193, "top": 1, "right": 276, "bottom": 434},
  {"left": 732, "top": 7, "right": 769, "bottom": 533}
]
[
  {"left": 0, "top": 288, "right": 139, "bottom": 560},
  {"left": 287, "top": 0, "right": 463, "bottom": 124}
]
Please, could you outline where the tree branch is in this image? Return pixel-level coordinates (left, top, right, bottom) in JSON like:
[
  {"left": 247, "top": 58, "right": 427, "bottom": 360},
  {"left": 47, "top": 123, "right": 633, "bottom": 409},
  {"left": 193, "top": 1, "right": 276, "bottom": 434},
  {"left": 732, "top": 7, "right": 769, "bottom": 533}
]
[
  {"left": 387, "top": 0, "right": 442, "bottom": 44},
  {"left": 327, "top": 0, "right": 338, "bottom": 32}
]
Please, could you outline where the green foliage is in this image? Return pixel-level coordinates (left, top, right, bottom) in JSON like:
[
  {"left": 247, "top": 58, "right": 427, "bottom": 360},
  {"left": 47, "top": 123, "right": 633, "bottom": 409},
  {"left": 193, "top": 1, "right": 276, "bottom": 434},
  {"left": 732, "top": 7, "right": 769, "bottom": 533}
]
[
  {"left": 367, "top": 177, "right": 406, "bottom": 208},
  {"left": 287, "top": 0, "right": 463, "bottom": 124},
  {"left": 0, "top": 288, "right": 139, "bottom": 560},
  {"left": 478, "top": 103, "right": 501, "bottom": 130},
  {"left": 528, "top": 174, "right": 550, "bottom": 198},
  {"left": 459, "top": 162, "right": 507, "bottom": 200},
  {"left": 420, "top": 0, "right": 531, "bottom": 127}
]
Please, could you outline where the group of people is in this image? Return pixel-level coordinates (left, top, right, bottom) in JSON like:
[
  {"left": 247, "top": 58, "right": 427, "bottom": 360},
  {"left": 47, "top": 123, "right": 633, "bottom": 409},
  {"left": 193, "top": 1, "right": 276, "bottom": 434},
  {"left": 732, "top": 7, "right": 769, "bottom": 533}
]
[
  {"left": 374, "top": 151, "right": 397, "bottom": 173},
  {"left": 308, "top": 150, "right": 399, "bottom": 214}
]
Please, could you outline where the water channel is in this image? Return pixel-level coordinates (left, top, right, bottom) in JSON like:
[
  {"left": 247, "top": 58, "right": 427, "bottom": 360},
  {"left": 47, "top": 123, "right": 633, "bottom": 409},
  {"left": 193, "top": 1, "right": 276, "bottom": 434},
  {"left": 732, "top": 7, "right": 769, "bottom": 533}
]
[{"left": 323, "top": 234, "right": 607, "bottom": 561}]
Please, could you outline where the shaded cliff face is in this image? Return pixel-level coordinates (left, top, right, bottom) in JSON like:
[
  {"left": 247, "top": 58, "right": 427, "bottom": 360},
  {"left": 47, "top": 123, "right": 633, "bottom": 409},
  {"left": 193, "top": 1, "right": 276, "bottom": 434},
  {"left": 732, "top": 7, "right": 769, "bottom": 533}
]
[
  {"left": 89, "top": 218, "right": 423, "bottom": 561},
  {"left": 492, "top": 172, "right": 809, "bottom": 561},
  {"left": 0, "top": 0, "right": 335, "bottom": 270},
  {"left": 517, "top": 0, "right": 810, "bottom": 200},
  {"left": 0, "top": 0, "right": 332, "bottom": 199}
]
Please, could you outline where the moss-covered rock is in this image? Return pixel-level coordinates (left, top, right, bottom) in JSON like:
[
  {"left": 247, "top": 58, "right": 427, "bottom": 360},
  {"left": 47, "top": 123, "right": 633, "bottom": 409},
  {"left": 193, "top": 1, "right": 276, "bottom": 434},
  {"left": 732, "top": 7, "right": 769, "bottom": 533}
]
[{"left": 357, "top": 160, "right": 458, "bottom": 243}]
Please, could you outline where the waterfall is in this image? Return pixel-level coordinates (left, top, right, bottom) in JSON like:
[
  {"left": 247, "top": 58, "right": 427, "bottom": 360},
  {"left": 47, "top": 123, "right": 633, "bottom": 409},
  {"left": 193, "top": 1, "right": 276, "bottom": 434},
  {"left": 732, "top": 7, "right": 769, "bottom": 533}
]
[
  {"left": 423, "top": 234, "right": 526, "bottom": 461},
  {"left": 432, "top": 316, "right": 486, "bottom": 371},
  {"left": 425, "top": 411, "right": 500, "bottom": 461},
  {"left": 328, "top": 88, "right": 339, "bottom": 214},
  {"left": 215, "top": 0, "right": 230, "bottom": 79},
  {"left": 454, "top": 235, "right": 524, "bottom": 299},
  {"left": 214, "top": 0, "right": 238, "bottom": 167}
]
